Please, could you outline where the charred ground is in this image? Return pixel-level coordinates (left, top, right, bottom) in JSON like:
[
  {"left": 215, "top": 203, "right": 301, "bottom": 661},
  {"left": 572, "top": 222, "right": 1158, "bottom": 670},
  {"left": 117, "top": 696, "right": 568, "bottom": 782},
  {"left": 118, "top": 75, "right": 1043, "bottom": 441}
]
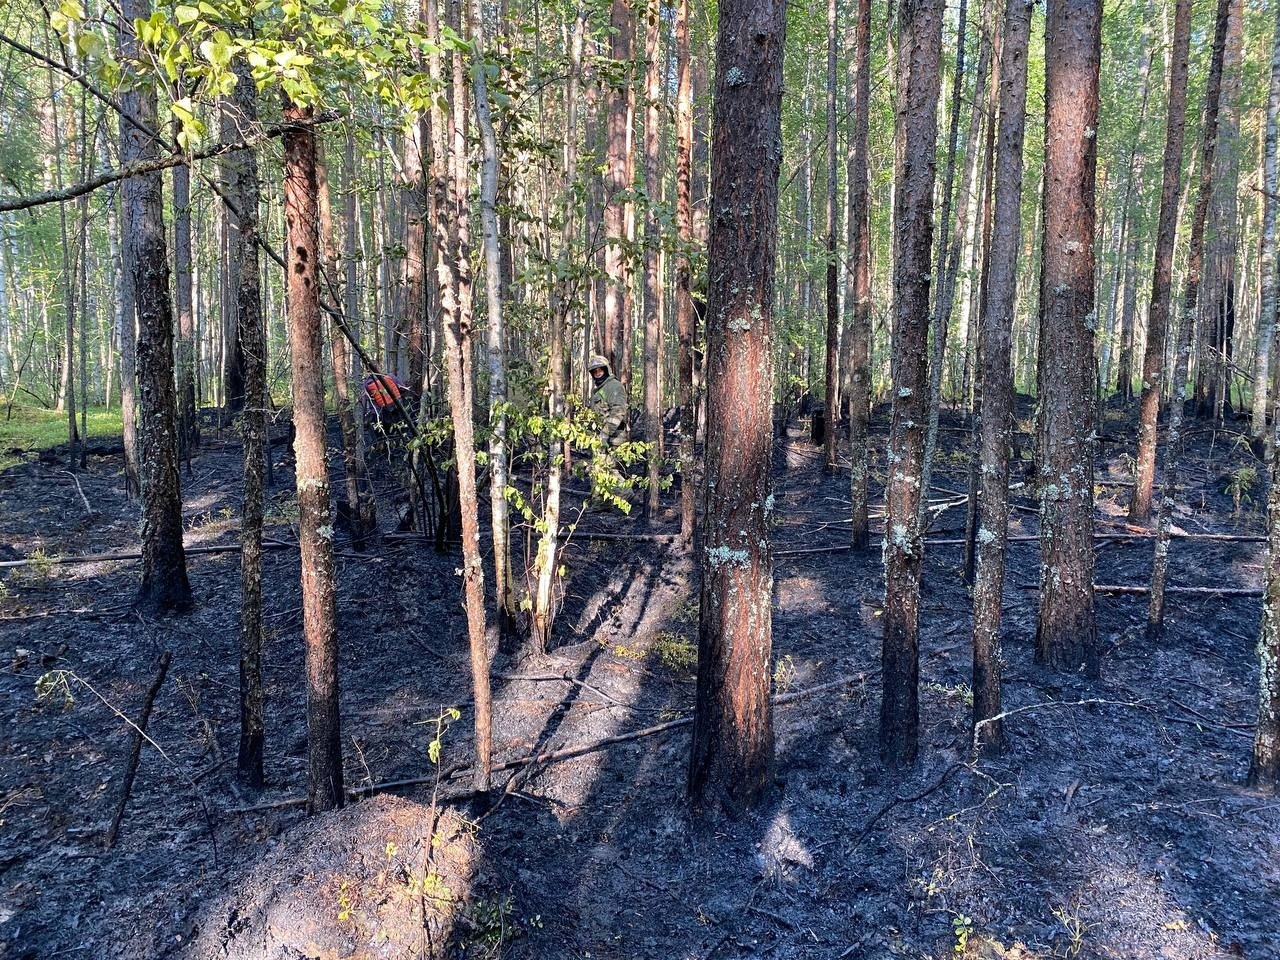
[{"left": 0, "top": 400, "right": 1277, "bottom": 960}]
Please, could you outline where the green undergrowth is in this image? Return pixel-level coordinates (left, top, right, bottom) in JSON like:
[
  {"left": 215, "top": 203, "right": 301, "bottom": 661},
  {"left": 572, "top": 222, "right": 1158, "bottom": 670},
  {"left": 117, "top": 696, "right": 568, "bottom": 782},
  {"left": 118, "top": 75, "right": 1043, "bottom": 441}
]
[{"left": 0, "top": 399, "right": 123, "bottom": 468}]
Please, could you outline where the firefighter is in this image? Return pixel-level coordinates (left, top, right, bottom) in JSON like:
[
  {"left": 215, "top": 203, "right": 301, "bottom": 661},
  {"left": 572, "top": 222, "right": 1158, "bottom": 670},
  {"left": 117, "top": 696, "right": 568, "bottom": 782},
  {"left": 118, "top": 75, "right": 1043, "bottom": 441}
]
[{"left": 586, "top": 355, "right": 628, "bottom": 447}]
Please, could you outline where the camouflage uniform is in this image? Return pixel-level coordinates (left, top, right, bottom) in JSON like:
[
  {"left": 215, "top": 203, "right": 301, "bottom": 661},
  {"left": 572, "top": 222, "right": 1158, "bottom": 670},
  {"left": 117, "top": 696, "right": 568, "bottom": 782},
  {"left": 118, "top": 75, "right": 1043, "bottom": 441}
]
[{"left": 588, "top": 370, "right": 629, "bottom": 447}]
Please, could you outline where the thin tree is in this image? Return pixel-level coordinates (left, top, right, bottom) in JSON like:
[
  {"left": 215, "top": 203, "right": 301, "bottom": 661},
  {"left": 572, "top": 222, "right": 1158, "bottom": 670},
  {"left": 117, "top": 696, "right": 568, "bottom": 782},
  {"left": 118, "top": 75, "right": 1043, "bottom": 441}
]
[
  {"left": 1194, "top": 0, "right": 1243, "bottom": 423},
  {"left": 1251, "top": 10, "right": 1280, "bottom": 783},
  {"left": 220, "top": 102, "right": 247, "bottom": 418},
  {"left": 1129, "top": 0, "right": 1195, "bottom": 523},
  {"left": 642, "top": 0, "right": 664, "bottom": 520},
  {"left": 115, "top": 185, "right": 140, "bottom": 497},
  {"left": 119, "top": 0, "right": 192, "bottom": 615},
  {"left": 46, "top": 60, "right": 80, "bottom": 466},
  {"left": 688, "top": 0, "right": 786, "bottom": 815},
  {"left": 821, "top": 0, "right": 839, "bottom": 471},
  {"left": 173, "top": 123, "right": 198, "bottom": 456},
  {"left": 232, "top": 63, "right": 265, "bottom": 788},
  {"left": 430, "top": 0, "right": 492, "bottom": 792},
  {"left": 397, "top": 100, "right": 428, "bottom": 388},
  {"left": 530, "top": 10, "right": 587, "bottom": 652},
  {"left": 917, "top": 0, "right": 970, "bottom": 523},
  {"left": 1144, "top": 0, "right": 1231, "bottom": 641},
  {"left": 846, "top": 0, "right": 872, "bottom": 550},
  {"left": 970, "top": 0, "right": 1032, "bottom": 757},
  {"left": 675, "top": 0, "right": 697, "bottom": 542},
  {"left": 1099, "top": 11, "right": 1153, "bottom": 401},
  {"left": 1034, "top": 0, "right": 1101, "bottom": 674},
  {"left": 602, "top": 0, "right": 634, "bottom": 376},
  {"left": 470, "top": 0, "right": 515, "bottom": 638},
  {"left": 879, "top": 0, "right": 944, "bottom": 766},
  {"left": 333, "top": 127, "right": 377, "bottom": 546},
  {"left": 283, "top": 98, "right": 343, "bottom": 813},
  {"left": 1251, "top": 3, "right": 1280, "bottom": 441}
]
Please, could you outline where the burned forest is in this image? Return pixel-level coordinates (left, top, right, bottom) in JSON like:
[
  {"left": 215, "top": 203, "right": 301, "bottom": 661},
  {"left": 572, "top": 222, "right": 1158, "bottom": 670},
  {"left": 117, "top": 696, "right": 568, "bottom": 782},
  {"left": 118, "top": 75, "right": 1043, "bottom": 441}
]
[{"left": 4, "top": 0, "right": 1280, "bottom": 956}]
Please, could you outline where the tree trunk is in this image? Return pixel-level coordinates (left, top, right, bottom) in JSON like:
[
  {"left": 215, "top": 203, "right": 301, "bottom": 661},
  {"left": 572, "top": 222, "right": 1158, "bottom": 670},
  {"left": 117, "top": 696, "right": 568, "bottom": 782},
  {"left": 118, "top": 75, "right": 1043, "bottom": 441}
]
[
  {"left": 879, "top": 0, "right": 943, "bottom": 767},
  {"left": 1034, "top": 0, "right": 1100, "bottom": 674},
  {"left": 1252, "top": 388, "right": 1280, "bottom": 788},
  {"left": 398, "top": 111, "right": 428, "bottom": 390},
  {"left": 1195, "top": 0, "right": 1242, "bottom": 423},
  {"left": 688, "top": 0, "right": 785, "bottom": 816},
  {"left": 173, "top": 124, "right": 198, "bottom": 457},
  {"left": 1146, "top": 0, "right": 1232, "bottom": 639},
  {"left": 336, "top": 127, "right": 378, "bottom": 546},
  {"left": 675, "top": 0, "right": 697, "bottom": 543},
  {"left": 970, "top": 0, "right": 1032, "bottom": 757},
  {"left": 1115, "top": 199, "right": 1143, "bottom": 404},
  {"left": 47, "top": 67, "right": 80, "bottom": 463},
  {"left": 431, "top": 0, "right": 492, "bottom": 793},
  {"left": 283, "top": 100, "right": 343, "bottom": 813},
  {"left": 116, "top": 184, "right": 139, "bottom": 496},
  {"left": 119, "top": 0, "right": 192, "bottom": 616},
  {"left": 846, "top": 0, "right": 873, "bottom": 550},
  {"left": 1251, "top": 3, "right": 1280, "bottom": 440},
  {"left": 220, "top": 103, "right": 247, "bottom": 419},
  {"left": 1129, "top": 0, "right": 1194, "bottom": 523},
  {"left": 642, "top": 0, "right": 664, "bottom": 520},
  {"left": 602, "top": 0, "right": 633, "bottom": 377},
  {"left": 821, "top": 0, "right": 840, "bottom": 471},
  {"left": 469, "top": 0, "right": 515, "bottom": 639},
  {"left": 917, "top": 0, "right": 969, "bottom": 523},
  {"left": 1252, "top": 11, "right": 1280, "bottom": 781},
  {"left": 232, "top": 65, "right": 265, "bottom": 789}
]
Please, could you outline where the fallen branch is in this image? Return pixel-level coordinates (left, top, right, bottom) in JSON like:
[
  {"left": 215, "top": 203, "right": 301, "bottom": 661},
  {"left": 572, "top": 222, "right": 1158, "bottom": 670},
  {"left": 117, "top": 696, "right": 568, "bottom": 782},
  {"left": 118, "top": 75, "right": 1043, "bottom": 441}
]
[
  {"left": 560, "top": 531, "right": 682, "bottom": 543},
  {"left": 848, "top": 760, "right": 963, "bottom": 849},
  {"left": 227, "top": 673, "right": 869, "bottom": 815},
  {"left": 0, "top": 538, "right": 296, "bottom": 569},
  {"left": 972, "top": 697, "right": 1152, "bottom": 753},
  {"left": 1090, "top": 584, "right": 1261, "bottom": 597},
  {"left": 105, "top": 651, "right": 172, "bottom": 848},
  {"left": 60, "top": 470, "right": 93, "bottom": 515},
  {"left": 777, "top": 528, "right": 1268, "bottom": 558}
]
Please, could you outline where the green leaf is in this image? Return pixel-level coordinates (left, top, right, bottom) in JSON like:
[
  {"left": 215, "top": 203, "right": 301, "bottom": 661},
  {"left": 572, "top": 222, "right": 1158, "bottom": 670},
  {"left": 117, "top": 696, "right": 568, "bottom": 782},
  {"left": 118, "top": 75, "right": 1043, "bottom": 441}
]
[{"left": 174, "top": 5, "right": 199, "bottom": 24}]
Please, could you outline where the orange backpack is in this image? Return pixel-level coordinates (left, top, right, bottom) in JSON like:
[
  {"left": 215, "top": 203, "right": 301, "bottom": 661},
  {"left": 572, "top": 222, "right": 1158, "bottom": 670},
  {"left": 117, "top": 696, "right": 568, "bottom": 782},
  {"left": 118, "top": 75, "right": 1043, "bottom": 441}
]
[{"left": 363, "top": 374, "right": 402, "bottom": 411}]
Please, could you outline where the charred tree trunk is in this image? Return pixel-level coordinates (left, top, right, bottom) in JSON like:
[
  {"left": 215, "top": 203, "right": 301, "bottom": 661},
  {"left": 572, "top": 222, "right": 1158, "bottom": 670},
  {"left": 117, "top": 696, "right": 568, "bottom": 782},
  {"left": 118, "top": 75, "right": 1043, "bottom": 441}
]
[
  {"left": 220, "top": 105, "right": 247, "bottom": 418},
  {"left": 283, "top": 100, "right": 343, "bottom": 813},
  {"left": 1034, "top": 0, "right": 1100, "bottom": 674},
  {"left": 119, "top": 0, "right": 192, "bottom": 616},
  {"left": 846, "top": 0, "right": 873, "bottom": 550},
  {"left": 232, "top": 66, "right": 265, "bottom": 789},
  {"left": 688, "top": 0, "right": 785, "bottom": 816},
  {"left": 970, "top": 0, "right": 1032, "bottom": 757},
  {"left": 879, "top": 0, "right": 943, "bottom": 767}
]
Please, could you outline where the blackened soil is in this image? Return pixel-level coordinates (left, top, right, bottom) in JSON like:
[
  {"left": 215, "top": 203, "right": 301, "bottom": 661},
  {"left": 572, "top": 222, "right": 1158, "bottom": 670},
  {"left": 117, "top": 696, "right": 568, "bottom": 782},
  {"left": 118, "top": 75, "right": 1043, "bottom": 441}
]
[{"left": 0, "top": 398, "right": 1277, "bottom": 960}]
